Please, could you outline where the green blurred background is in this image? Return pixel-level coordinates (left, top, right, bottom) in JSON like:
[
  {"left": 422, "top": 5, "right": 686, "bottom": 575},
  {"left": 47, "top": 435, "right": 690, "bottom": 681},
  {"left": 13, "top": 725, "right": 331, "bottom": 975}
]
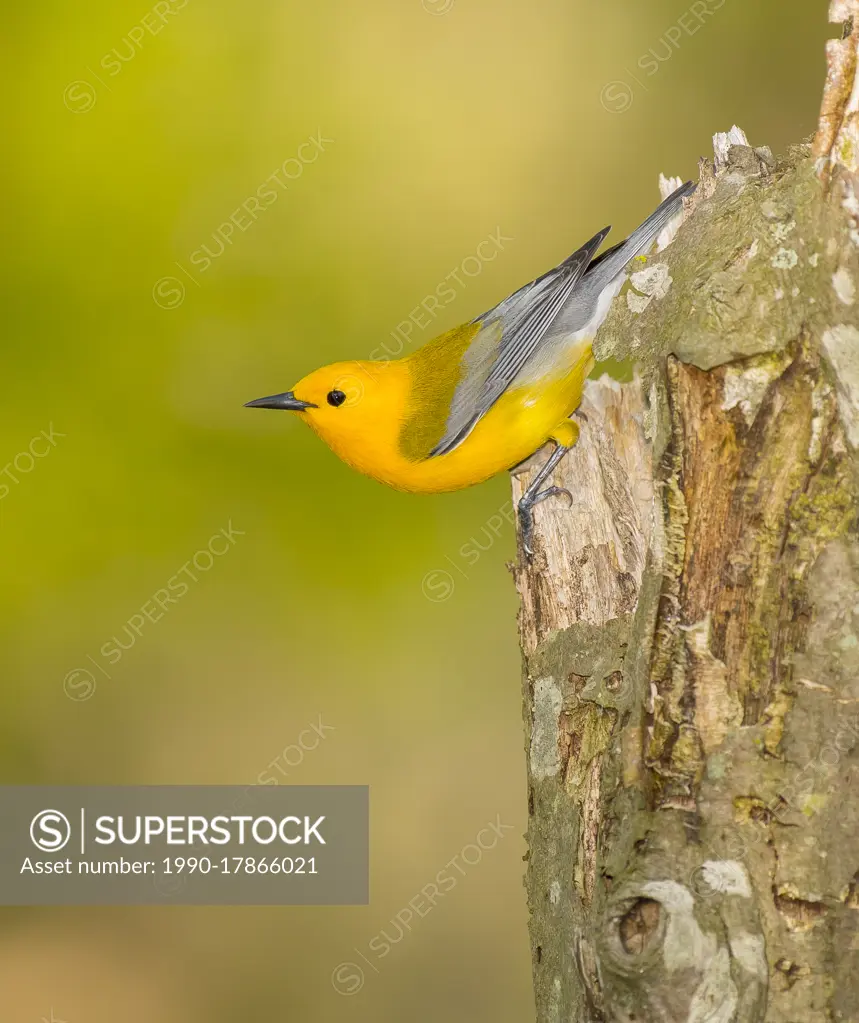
[{"left": 2, "top": 1, "right": 828, "bottom": 1019}]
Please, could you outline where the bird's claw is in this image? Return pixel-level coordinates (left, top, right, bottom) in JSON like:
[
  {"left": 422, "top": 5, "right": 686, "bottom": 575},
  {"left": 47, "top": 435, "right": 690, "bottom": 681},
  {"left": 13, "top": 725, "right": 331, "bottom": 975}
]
[
  {"left": 518, "top": 486, "right": 573, "bottom": 560},
  {"left": 516, "top": 441, "right": 573, "bottom": 561},
  {"left": 532, "top": 485, "right": 573, "bottom": 507},
  {"left": 518, "top": 504, "right": 536, "bottom": 559}
]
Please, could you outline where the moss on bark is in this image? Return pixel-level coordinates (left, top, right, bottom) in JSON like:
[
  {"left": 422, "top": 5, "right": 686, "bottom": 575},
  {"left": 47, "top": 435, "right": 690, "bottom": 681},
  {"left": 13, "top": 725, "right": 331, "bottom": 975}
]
[{"left": 513, "top": 142, "right": 859, "bottom": 1022}]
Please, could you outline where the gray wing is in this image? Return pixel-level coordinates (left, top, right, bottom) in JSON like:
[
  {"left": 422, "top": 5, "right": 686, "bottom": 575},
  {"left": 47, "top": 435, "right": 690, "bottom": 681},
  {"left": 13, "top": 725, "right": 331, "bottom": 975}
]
[
  {"left": 429, "top": 226, "right": 610, "bottom": 457},
  {"left": 428, "top": 179, "right": 695, "bottom": 458}
]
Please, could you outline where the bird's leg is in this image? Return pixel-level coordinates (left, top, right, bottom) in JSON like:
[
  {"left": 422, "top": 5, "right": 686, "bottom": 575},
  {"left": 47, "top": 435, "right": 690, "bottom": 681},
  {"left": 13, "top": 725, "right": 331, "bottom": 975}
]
[
  {"left": 517, "top": 441, "right": 573, "bottom": 558},
  {"left": 510, "top": 411, "right": 584, "bottom": 478}
]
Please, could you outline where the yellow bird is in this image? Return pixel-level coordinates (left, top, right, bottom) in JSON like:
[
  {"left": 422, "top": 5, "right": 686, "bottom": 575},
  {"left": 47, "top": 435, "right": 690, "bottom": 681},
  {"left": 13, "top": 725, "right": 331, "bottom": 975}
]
[{"left": 246, "top": 181, "right": 693, "bottom": 553}]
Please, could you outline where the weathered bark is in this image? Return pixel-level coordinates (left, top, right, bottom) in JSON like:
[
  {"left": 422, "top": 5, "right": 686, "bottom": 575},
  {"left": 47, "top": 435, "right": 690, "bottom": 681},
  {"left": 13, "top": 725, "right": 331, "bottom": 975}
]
[{"left": 513, "top": 6, "right": 859, "bottom": 1021}]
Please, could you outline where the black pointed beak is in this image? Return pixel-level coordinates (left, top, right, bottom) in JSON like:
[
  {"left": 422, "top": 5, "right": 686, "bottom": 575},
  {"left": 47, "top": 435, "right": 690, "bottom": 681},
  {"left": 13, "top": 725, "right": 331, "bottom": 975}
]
[{"left": 244, "top": 391, "right": 318, "bottom": 411}]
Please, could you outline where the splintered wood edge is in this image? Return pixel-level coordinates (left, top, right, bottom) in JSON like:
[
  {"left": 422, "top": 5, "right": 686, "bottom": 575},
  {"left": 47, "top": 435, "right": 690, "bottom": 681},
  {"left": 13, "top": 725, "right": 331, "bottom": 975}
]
[
  {"left": 814, "top": 0, "right": 859, "bottom": 178},
  {"left": 512, "top": 374, "right": 654, "bottom": 655}
]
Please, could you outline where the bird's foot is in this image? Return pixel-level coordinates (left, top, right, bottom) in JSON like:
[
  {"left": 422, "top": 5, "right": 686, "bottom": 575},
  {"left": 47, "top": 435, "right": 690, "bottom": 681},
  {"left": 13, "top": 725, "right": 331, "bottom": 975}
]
[
  {"left": 518, "top": 485, "right": 573, "bottom": 559},
  {"left": 514, "top": 440, "right": 572, "bottom": 560}
]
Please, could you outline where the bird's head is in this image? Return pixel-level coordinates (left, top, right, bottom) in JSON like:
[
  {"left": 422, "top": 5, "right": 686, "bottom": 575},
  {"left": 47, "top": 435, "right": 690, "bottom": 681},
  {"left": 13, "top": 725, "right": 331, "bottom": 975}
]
[{"left": 245, "top": 360, "right": 396, "bottom": 457}]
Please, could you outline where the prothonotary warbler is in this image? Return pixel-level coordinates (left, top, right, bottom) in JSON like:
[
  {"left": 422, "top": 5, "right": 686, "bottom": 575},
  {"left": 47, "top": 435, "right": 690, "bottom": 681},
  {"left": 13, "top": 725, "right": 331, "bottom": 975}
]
[{"left": 246, "top": 180, "right": 694, "bottom": 554}]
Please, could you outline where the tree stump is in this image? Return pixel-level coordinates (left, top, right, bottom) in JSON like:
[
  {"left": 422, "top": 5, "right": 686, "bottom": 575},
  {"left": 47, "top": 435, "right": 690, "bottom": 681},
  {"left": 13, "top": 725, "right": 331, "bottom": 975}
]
[{"left": 512, "top": 6, "right": 859, "bottom": 1020}]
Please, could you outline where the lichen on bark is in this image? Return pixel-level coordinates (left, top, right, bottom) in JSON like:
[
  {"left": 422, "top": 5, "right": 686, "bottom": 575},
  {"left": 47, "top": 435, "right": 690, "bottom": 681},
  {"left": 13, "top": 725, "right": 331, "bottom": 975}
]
[{"left": 512, "top": 110, "right": 859, "bottom": 1023}]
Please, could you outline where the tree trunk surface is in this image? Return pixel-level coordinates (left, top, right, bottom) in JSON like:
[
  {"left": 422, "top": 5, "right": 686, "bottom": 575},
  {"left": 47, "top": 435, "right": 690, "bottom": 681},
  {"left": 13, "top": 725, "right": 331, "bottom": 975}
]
[{"left": 512, "top": 6, "right": 859, "bottom": 1021}]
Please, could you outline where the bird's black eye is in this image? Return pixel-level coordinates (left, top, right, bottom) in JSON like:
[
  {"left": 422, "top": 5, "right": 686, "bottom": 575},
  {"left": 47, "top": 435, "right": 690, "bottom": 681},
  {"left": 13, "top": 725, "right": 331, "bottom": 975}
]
[{"left": 327, "top": 389, "right": 347, "bottom": 407}]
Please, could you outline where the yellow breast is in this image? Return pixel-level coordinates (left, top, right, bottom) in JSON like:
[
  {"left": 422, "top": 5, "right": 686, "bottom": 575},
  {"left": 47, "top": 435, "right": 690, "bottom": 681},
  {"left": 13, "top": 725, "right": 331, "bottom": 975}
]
[{"left": 302, "top": 339, "right": 593, "bottom": 494}]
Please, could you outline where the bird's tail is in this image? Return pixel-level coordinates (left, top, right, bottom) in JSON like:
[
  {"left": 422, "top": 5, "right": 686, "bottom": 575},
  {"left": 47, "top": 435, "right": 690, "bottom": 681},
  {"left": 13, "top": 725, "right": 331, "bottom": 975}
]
[{"left": 584, "top": 179, "right": 695, "bottom": 291}]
